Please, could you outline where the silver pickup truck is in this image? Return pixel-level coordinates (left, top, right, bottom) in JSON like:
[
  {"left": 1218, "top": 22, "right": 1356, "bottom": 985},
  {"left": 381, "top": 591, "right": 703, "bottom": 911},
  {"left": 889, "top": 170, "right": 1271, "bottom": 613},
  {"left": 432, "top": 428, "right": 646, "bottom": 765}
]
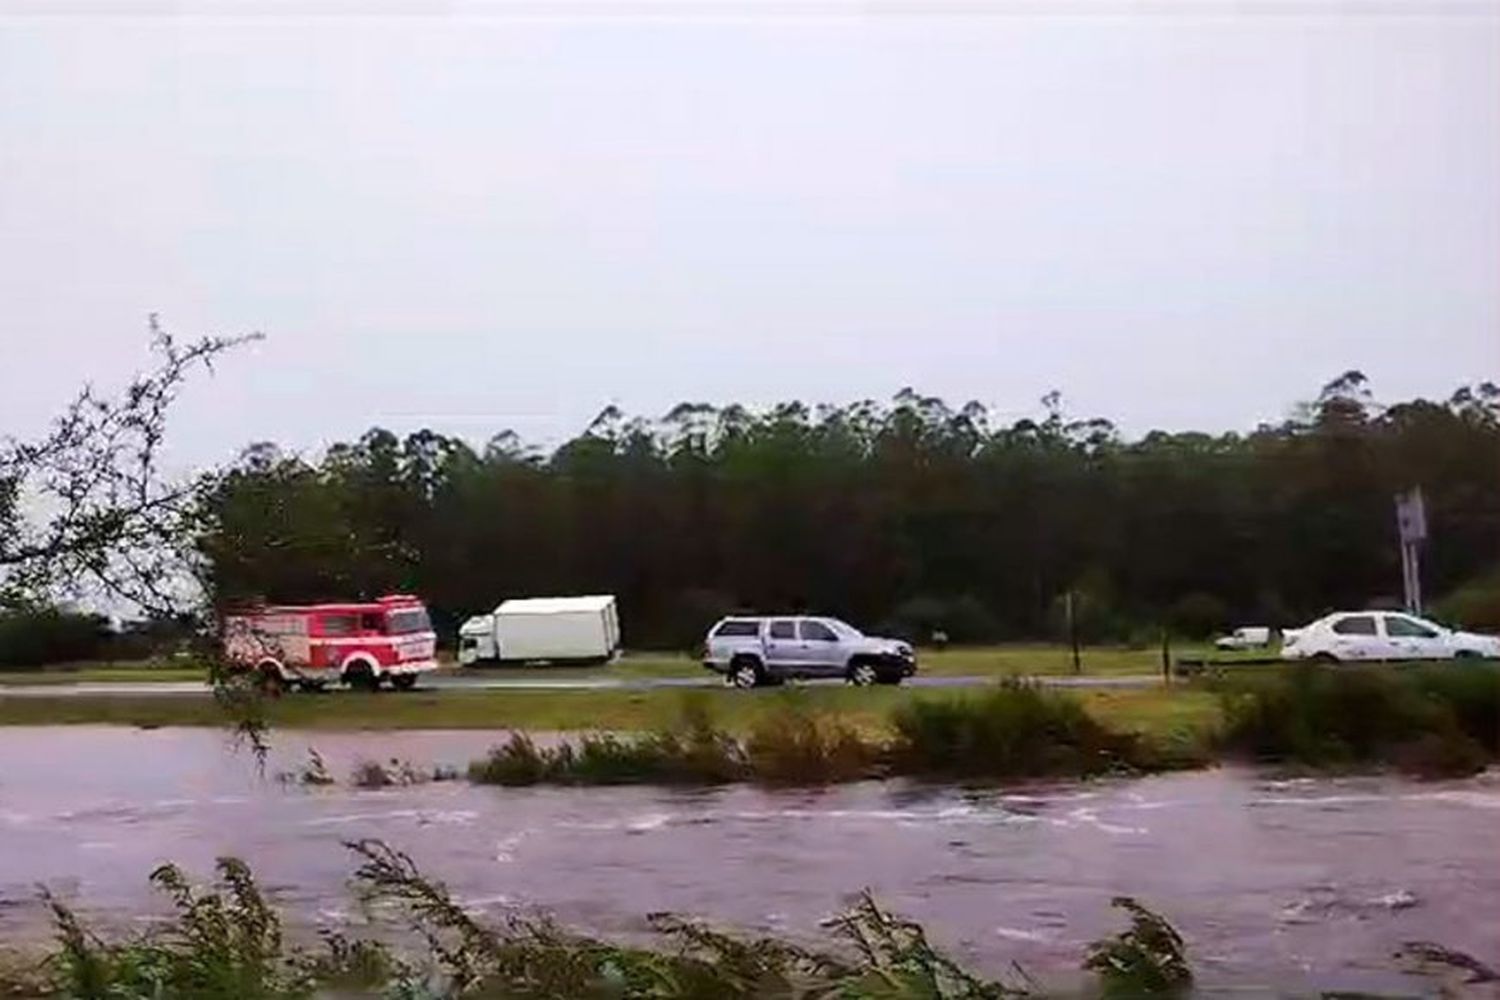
[{"left": 703, "top": 615, "right": 917, "bottom": 688}]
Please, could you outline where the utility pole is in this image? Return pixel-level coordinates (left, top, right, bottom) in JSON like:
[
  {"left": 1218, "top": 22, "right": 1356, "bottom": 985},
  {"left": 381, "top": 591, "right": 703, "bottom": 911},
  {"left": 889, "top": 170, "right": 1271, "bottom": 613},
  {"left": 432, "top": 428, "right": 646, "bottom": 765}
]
[
  {"left": 1066, "top": 589, "right": 1081, "bottom": 674},
  {"left": 1395, "top": 487, "right": 1427, "bottom": 614}
]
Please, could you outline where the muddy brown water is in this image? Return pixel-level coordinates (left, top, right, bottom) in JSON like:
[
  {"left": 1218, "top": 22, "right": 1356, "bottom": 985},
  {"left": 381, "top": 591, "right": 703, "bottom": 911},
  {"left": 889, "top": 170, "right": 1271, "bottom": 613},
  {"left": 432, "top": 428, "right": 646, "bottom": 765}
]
[{"left": 1, "top": 727, "right": 1497, "bottom": 994}]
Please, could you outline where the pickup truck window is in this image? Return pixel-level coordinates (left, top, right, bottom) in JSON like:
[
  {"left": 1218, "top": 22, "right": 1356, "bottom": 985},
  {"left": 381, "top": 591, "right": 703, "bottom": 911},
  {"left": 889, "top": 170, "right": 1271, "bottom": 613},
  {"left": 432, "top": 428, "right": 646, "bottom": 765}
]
[
  {"left": 769, "top": 620, "right": 796, "bottom": 640},
  {"left": 713, "top": 620, "right": 761, "bottom": 638},
  {"left": 800, "top": 621, "right": 837, "bottom": 642}
]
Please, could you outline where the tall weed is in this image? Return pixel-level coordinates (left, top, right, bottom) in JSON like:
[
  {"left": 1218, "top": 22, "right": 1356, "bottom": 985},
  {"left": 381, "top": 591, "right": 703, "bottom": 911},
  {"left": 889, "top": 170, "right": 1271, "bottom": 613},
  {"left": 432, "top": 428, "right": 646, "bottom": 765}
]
[
  {"left": 889, "top": 682, "right": 1143, "bottom": 779},
  {"left": 1083, "top": 896, "right": 1192, "bottom": 996},
  {"left": 1220, "top": 665, "right": 1494, "bottom": 776},
  {"left": 17, "top": 841, "right": 1212, "bottom": 999},
  {"left": 745, "top": 696, "right": 882, "bottom": 784}
]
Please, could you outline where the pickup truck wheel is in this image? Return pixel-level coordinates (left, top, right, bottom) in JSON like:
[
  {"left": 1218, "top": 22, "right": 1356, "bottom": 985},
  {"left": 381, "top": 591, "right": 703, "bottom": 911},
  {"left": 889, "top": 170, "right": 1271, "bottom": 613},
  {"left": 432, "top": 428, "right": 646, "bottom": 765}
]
[
  {"left": 847, "top": 661, "right": 878, "bottom": 687},
  {"left": 729, "top": 658, "right": 762, "bottom": 689},
  {"left": 1311, "top": 652, "right": 1340, "bottom": 665}
]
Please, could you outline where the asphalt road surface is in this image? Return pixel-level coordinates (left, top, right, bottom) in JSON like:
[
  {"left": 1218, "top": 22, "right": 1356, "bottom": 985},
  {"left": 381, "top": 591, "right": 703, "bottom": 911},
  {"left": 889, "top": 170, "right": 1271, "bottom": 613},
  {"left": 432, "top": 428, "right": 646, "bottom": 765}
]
[{"left": 0, "top": 672, "right": 1163, "bottom": 698}]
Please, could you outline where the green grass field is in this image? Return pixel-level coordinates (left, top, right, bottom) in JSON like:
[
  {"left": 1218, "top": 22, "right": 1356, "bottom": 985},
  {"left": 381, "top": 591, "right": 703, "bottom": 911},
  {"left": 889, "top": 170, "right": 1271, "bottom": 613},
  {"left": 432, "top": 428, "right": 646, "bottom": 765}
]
[
  {"left": 0, "top": 680, "right": 1223, "bottom": 746},
  {"left": 0, "top": 664, "right": 209, "bottom": 685}
]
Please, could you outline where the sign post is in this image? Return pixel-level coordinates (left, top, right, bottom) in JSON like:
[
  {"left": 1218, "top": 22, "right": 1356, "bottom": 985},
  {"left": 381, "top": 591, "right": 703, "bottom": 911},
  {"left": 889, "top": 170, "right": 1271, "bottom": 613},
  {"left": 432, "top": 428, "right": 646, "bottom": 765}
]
[{"left": 1394, "top": 488, "right": 1427, "bottom": 614}]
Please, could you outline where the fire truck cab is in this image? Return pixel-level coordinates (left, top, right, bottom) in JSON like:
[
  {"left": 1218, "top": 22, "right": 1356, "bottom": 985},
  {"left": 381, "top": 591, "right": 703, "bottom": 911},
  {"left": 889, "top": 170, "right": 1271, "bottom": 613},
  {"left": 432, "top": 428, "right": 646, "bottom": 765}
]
[{"left": 223, "top": 595, "right": 438, "bottom": 692}]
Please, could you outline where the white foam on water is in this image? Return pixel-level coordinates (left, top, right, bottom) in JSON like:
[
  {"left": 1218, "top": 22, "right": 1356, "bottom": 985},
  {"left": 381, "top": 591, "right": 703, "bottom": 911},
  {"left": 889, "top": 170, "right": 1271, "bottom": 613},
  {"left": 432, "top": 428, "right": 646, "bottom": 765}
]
[
  {"left": 418, "top": 810, "right": 477, "bottom": 826},
  {"left": 494, "top": 831, "right": 528, "bottom": 862},
  {"left": 301, "top": 809, "right": 426, "bottom": 827},
  {"left": 1000, "top": 791, "right": 1099, "bottom": 805},
  {"left": 1254, "top": 795, "right": 1390, "bottom": 807},
  {"left": 1369, "top": 890, "right": 1419, "bottom": 910},
  {"left": 1064, "top": 807, "right": 1146, "bottom": 836},
  {"left": 1276, "top": 898, "right": 1323, "bottom": 925},
  {"left": 555, "top": 814, "right": 679, "bottom": 833},
  {"left": 1405, "top": 789, "right": 1500, "bottom": 810},
  {"left": 625, "top": 812, "right": 674, "bottom": 832},
  {"left": 1124, "top": 800, "right": 1180, "bottom": 811},
  {"left": 457, "top": 893, "right": 515, "bottom": 911},
  {"left": 994, "top": 925, "right": 1052, "bottom": 943}
]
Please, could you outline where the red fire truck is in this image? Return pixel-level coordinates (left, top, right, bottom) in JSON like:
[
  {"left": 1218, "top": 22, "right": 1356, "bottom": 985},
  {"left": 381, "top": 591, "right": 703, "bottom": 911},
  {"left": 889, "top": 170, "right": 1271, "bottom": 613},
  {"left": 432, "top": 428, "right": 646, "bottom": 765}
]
[{"left": 223, "top": 594, "right": 438, "bottom": 691}]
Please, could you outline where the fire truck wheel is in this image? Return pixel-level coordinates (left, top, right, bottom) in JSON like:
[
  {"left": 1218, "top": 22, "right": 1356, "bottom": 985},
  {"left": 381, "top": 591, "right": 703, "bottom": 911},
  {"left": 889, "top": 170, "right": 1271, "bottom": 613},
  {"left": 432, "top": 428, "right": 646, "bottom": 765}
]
[
  {"left": 257, "top": 665, "right": 287, "bottom": 697},
  {"left": 345, "top": 664, "right": 381, "bottom": 692},
  {"left": 391, "top": 674, "right": 418, "bottom": 691}
]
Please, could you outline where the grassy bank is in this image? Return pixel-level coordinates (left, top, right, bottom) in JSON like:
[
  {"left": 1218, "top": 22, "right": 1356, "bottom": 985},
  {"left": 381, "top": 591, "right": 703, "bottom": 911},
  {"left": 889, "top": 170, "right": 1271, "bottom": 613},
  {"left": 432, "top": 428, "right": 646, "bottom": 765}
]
[
  {"left": 1218, "top": 663, "right": 1500, "bottom": 776},
  {"left": 0, "top": 681, "right": 1220, "bottom": 744},
  {"left": 466, "top": 684, "right": 1213, "bottom": 788},
  {"left": 0, "top": 662, "right": 208, "bottom": 685}
]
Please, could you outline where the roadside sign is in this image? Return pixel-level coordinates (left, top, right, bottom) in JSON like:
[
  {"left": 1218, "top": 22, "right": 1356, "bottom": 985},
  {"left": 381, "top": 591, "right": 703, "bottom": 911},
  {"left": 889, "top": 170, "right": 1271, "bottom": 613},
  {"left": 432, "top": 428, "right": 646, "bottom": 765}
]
[{"left": 1395, "top": 488, "right": 1426, "bottom": 544}]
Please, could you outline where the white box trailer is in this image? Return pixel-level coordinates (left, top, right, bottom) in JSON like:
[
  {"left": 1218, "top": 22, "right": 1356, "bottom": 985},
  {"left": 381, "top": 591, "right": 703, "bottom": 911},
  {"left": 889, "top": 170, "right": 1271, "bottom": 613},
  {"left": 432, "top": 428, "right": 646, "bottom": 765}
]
[{"left": 458, "top": 595, "right": 621, "bottom": 666}]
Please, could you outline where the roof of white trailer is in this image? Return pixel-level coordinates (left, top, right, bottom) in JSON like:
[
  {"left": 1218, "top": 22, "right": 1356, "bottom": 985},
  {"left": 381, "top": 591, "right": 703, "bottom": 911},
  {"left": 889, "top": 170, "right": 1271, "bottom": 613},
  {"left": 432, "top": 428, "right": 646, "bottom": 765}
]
[{"left": 495, "top": 595, "right": 616, "bottom": 615}]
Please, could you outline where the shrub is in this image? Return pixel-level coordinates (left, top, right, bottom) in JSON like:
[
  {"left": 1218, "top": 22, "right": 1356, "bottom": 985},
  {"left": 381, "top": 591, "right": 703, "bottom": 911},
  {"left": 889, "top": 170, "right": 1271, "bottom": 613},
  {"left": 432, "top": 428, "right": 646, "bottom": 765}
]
[
  {"left": 1219, "top": 664, "right": 1495, "bottom": 776},
  {"left": 889, "top": 683, "right": 1143, "bottom": 779},
  {"left": 278, "top": 748, "right": 334, "bottom": 787},
  {"left": 346, "top": 839, "right": 1028, "bottom": 998},
  {"left": 564, "top": 730, "right": 747, "bottom": 785},
  {"left": 470, "top": 700, "right": 748, "bottom": 787},
  {"left": 745, "top": 699, "right": 882, "bottom": 784},
  {"left": 1408, "top": 663, "right": 1500, "bottom": 753},
  {"left": 27, "top": 842, "right": 1206, "bottom": 999},
  {"left": 44, "top": 857, "right": 331, "bottom": 999},
  {"left": 1084, "top": 896, "right": 1192, "bottom": 996},
  {"left": 468, "top": 732, "right": 553, "bottom": 785},
  {"left": 473, "top": 690, "right": 1184, "bottom": 789},
  {"left": 351, "top": 758, "right": 429, "bottom": 788},
  {"left": 1433, "top": 569, "right": 1500, "bottom": 632}
]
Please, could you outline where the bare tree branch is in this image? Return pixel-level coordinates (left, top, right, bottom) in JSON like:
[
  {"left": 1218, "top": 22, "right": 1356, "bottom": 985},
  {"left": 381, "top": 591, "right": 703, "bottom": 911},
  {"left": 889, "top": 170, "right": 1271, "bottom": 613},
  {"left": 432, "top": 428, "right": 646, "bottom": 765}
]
[{"left": 0, "top": 316, "right": 261, "bottom": 616}]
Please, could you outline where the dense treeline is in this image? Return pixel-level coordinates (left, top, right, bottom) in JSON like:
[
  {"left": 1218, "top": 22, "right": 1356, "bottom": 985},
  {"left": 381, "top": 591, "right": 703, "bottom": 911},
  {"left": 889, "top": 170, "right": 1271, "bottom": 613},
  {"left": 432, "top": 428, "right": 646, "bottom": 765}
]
[{"left": 198, "top": 374, "right": 1500, "bottom": 648}]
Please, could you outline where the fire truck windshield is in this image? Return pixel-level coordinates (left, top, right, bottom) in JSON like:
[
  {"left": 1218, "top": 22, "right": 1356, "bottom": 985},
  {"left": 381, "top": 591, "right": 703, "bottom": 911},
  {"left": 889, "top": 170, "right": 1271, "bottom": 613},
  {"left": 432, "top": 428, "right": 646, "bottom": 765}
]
[{"left": 386, "top": 607, "right": 432, "bottom": 635}]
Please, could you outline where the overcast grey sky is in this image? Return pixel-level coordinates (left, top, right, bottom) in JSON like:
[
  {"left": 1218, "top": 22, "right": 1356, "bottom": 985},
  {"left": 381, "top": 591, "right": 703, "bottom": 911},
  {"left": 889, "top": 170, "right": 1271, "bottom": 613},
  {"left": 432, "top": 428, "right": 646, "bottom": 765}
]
[{"left": 2, "top": 0, "right": 1497, "bottom": 467}]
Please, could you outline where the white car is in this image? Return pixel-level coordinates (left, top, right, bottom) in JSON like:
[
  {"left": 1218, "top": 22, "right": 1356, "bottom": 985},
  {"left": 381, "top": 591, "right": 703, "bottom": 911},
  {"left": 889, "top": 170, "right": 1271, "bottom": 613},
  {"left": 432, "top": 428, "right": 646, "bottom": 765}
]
[{"left": 1280, "top": 611, "right": 1500, "bottom": 663}]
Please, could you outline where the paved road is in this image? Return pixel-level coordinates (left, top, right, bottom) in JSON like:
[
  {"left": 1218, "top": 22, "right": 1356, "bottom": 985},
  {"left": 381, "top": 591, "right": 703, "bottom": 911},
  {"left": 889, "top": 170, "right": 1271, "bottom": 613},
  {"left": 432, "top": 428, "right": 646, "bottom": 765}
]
[{"left": 0, "top": 672, "right": 1165, "bottom": 698}]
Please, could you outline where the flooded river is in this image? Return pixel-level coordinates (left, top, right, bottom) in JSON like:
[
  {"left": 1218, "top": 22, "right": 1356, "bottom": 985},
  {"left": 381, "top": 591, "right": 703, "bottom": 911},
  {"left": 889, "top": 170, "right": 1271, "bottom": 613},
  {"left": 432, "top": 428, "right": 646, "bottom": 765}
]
[{"left": 1, "top": 727, "right": 1497, "bottom": 994}]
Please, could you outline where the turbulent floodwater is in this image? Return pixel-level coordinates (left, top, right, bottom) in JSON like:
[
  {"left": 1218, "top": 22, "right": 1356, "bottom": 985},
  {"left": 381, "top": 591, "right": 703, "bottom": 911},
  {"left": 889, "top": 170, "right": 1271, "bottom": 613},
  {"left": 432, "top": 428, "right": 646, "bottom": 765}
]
[{"left": 1, "top": 727, "right": 1497, "bottom": 994}]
